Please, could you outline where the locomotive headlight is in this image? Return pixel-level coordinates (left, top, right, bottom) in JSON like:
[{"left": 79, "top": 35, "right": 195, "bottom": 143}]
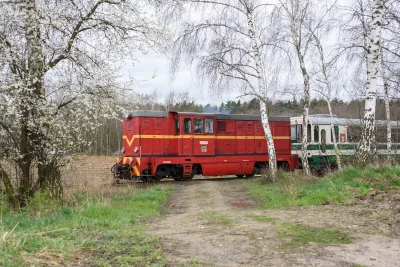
[{"left": 134, "top": 146, "right": 139, "bottom": 153}]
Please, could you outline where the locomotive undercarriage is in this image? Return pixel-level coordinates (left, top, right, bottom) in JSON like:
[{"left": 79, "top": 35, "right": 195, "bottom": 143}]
[
  {"left": 112, "top": 160, "right": 291, "bottom": 183},
  {"left": 155, "top": 164, "right": 201, "bottom": 181}
]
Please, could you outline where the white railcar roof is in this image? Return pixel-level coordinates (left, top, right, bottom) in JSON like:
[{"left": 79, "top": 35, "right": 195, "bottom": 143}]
[{"left": 291, "top": 115, "right": 400, "bottom": 127}]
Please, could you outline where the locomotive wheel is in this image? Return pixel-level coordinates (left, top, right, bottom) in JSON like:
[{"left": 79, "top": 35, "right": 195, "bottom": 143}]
[{"left": 236, "top": 175, "right": 244, "bottom": 178}]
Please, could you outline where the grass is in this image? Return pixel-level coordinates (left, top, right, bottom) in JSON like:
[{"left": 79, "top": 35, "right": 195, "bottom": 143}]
[
  {"left": 0, "top": 186, "right": 171, "bottom": 266},
  {"left": 244, "top": 166, "right": 400, "bottom": 209},
  {"left": 199, "top": 211, "right": 233, "bottom": 227},
  {"left": 276, "top": 222, "right": 352, "bottom": 248}
]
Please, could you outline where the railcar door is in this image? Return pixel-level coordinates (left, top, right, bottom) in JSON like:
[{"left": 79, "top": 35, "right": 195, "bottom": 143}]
[
  {"left": 181, "top": 116, "right": 193, "bottom": 155},
  {"left": 192, "top": 117, "right": 215, "bottom": 156}
]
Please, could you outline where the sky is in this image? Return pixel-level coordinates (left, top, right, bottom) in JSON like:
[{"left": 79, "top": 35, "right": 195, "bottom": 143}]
[{"left": 119, "top": 51, "right": 261, "bottom": 106}]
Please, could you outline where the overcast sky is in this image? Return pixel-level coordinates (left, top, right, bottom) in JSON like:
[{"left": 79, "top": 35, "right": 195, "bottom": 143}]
[{"left": 119, "top": 51, "right": 264, "bottom": 106}]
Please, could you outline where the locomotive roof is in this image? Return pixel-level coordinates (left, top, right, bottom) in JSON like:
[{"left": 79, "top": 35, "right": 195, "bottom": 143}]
[
  {"left": 127, "top": 110, "right": 169, "bottom": 118},
  {"left": 178, "top": 112, "right": 289, "bottom": 122},
  {"left": 127, "top": 110, "right": 290, "bottom": 122}
]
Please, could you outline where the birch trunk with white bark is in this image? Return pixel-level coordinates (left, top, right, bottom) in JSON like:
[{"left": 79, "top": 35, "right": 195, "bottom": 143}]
[
  {"left": 246, "top": 5, "right": 277, "bottom": 181},
  {"left": 327, "top": 97, "right": 342, "bottom": 170},
  {"left": 294, "top": 42, "right": 311, "bottom": 175},
  {"left": 381, "top": 47, "right": 392, "bottom": 160},
  {"left": 357, "top": 0, "right": 385, "bottom": 164}
]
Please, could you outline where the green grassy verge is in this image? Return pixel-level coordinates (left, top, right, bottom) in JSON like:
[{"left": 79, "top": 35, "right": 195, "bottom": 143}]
[
  {"left": 276, "top": 222, "right": 352, "bottom": 248},
  {"left": 244, "top": 166, "right": 400, "bottom": 208},
  {"left": 0, "top": 186, "right": 171, "bottom": 266}
]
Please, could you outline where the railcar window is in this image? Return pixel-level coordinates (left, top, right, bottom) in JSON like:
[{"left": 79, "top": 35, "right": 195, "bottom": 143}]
[
  {"left": 205, "top": 118, "right": 214, "bottom": 133},
  {"left": 321, "top": 129, "right": 327, "bottom": 153},
  {"left": 314, "top": 126, "right": 319, "bottom": 143},
  {"left": 194, "top": 118, "right": 204, "bottom": 133},
  {"left": 307, "top": 124, "right": 311, "bottom": 142},
  {"left": 334, "top": 126, "right": 339, "bottom": 142},
  {"left": 184, "top": 118, "right": 192, "bottom": 133},
  {"left": 296, "top": 124, "right": 302, "bottom": 142},
  {"left": 291, "top": 125, "right": 297, "bottom": 143},
  {"left": 217, "top": 121, "right": 226, "bottom": 132}
]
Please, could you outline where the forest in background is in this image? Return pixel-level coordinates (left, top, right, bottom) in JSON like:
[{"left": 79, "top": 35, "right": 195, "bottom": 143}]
[{"left": 89, "top": 95, "right": 400, "bottom": 156}]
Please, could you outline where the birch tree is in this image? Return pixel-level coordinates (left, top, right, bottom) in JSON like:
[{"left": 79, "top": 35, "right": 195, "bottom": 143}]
[
  {"left": 307, "top": 1, "right": 342, "bottom": 170},
  {"left": 357, "top": 0, "right": 385, "bottom": 163},
  {"left": 380, "top": 1, "right": 400, "bottom": 159},
  {"left": 0, "top": 0, "right": 167, "bottom": 207},
  {"left": 312, "top": 31, "right": 342, "bottom": 170},
  {"left": 172, "top": 0, "right": 285, "bottom": 180},
  {"left": 381, "top": 46, "right": 392, "bottom": 159},
  {"left": 276, "top": 0, "right": 314, "bottom": 175}
]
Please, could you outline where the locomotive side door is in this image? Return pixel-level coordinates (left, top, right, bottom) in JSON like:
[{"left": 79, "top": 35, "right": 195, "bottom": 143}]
[
  {"left": 181, "top": 116, "right": 193, "bottom": 155},
  {"left": 192, "top": 117, "right": 215, "bottom": 156}
]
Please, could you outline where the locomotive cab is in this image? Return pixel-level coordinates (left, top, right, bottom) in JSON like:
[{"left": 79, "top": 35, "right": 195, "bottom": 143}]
[{"left": 179, "top": 113, "right": 216, "bottom": 156}]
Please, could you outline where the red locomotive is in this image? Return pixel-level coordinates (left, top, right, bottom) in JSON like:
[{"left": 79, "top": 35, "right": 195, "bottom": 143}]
[{"left": 113, "top": 111, "right": 298, "bottom": 181}]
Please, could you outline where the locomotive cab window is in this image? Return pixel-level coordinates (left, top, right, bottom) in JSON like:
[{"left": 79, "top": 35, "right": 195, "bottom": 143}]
[
  {"left": 205, "top": 118, "right": 214, "bottom": 133},
  {"left": 194, "top": 118, "right": 204, "bottom": 133},
  {"left": 184, "top": 118, "right": 192, "bottom": 133}
]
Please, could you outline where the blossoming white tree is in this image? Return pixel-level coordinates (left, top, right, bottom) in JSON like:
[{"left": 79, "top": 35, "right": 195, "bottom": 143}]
[{"left": 0, "top": 0, "right": 168, "bottom": 208}]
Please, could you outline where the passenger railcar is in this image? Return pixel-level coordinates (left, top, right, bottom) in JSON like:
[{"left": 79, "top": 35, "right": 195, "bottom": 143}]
[
  {"left": 291, "top": 115, "right": 400, "bottom": 172},
  {"left": 113, "top": 111, "right": 298, "bottom": 181}
]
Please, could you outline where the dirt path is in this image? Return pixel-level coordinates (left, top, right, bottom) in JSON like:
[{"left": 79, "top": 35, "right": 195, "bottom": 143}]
[{"left": 149, "top": 177, "right": 400, "bottom": 267}]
